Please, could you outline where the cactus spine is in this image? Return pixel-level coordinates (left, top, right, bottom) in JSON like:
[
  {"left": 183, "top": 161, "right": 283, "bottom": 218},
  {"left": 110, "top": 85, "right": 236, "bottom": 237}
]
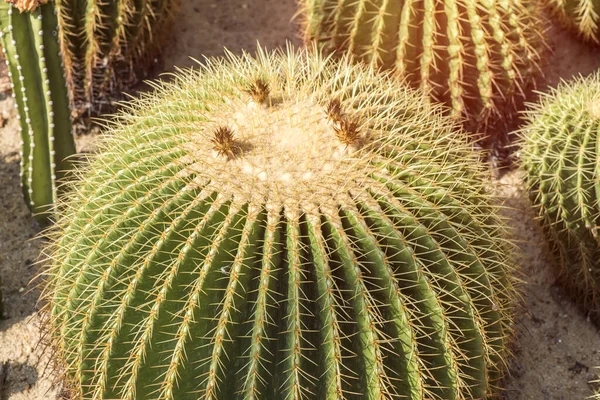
[
  {"left": 0, "top": 1, "right": 76, "bottom": 224},
  {"left": 521, "top": 72, "right": 600, "bottom": 319},
  {"left": 55, "top": 0, "right": 179, "bottom": 115},
  {"left": 300, "top": 0, "right": 543, "bottom": 144},
  {"left": 43, "top": 47, "right": 517, "bottom": 399},
  {"left": 545, "top": 0, "right": 600, "bottom": 43}
]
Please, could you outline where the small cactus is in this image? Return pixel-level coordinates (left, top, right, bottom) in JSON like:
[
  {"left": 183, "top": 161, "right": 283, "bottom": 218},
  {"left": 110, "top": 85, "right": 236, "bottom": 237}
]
[
  {"left": 299, "top": 0, "right": 543, "bottom": 145},
  {"left": 545, "top": 0, "right": 600, "bottom": 43},
  {"left": 43, "top": 47, "right": 517, "bottom": 399},
  {"left": 0, "top": 1, "right": 76, "bottom": 224},
  {"left": 55, "top": 0, "right": 179, "bottom": 115},
  {"left": 521, "top": 72, "right": 600, "bottom": 319}
]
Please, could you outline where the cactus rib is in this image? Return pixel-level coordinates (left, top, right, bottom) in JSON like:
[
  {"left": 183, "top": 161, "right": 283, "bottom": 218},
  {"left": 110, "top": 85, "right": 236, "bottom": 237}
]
[
  {"left": 545, "top": 0, "right": 600, "bottom": 43},
  {"left": 53, "top": 0, "right": 179, "bottom": 115},
  {"left": 0, "top": 2, "right": 75, "bottom": 223},
  {"left": 300, "top": 0, "right": 543, "bottom": 144}
]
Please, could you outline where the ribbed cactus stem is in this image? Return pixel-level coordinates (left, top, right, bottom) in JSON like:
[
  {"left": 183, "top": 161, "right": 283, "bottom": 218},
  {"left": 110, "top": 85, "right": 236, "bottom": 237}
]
[
  {"left": 0, "top": 1, "right": 75, "bottom": 224},
  {"left": 54, "top": 0, "right": 179, "bottom": 114},
  {"left": 300, "top": 0, "right": 543, "bottom": 144},
  {"left": 545, "top": 0, "right": 600, "bottom": 43},
  {"left": 43, "top": 47, "right": 517, "bottom": 399},
  {"left": 521, "top": 72, "right": 600, "bottom": 320}
]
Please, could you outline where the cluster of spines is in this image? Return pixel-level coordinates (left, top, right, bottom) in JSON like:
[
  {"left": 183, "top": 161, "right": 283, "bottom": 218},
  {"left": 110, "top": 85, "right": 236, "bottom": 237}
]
[
  {"left": 325, "top": 97, "right": 362, "bottom": 147},
  {"left": 520, "top": 72, "right": 600, "bottom": 317},
  {"left": 299, "top": 0, "right": 543, "bottom": 143},
  {"left": 41, "top": 47, "right": 517, "bottom": 399},
  {"left": 54, "top": 0, "right": 180, "bottom": 115},
  {"left": 246, "top": 77, "right": 270, "bottom": 104},
  {"left": 545, "top": 0, "right": 600, "bottom": 43},
  {"left": 0, "top": 1, "right": 75, "bottom": 223},
  {"left": 210, "top": 126, "right": 238, "bottom": 159}
]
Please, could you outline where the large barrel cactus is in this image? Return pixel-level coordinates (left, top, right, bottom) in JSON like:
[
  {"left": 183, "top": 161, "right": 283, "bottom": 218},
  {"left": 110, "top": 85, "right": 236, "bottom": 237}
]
[
  {"left": 55, "top": 0, "right": 179, "bottom": 115},
  {"left": 0, "top": 1, "right": 76, "bottom": 223},
  {"left": 521, "top": 72, "right": 600, "bottom": 319},
  {"left": 43, "top": 47, "right": 517, "bottom": 399},
  {"left": 300, "top": 0, "right": 543, "bottom": 144},
  {"left": 545, "top": 0, "right": 600, "bottom": 43}
]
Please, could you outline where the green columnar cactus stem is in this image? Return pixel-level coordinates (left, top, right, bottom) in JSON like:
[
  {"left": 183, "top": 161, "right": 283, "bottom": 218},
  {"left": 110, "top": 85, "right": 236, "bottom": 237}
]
[
  {"left": 42, "top": 46, "right": 517, "bottom": 400},
  {"left": 300, "top": 0, "right": 543, "bottom": 145},
  {"left": 54, "top": 0, "right": 179, "bottom": 115},
  {"left": 545, "top": 0, "right": 600, "bottom": 43},
  {"left": 521, "top": 72, "right": 600, "bottom": 320},
  {"left": 0, "top": 1, "right": 76, "bottom": 224}
]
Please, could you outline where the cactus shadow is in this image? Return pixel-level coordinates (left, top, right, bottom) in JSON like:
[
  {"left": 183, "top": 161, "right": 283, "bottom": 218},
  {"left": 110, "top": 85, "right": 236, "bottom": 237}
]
[
  {"left": 0, "top": 358, "right": 63, "bottom": 400},
  {"left": 0, "top": 361, "right": 37, "bottom": 400},
  {"left": 0, "top": 145, "right": 61, "bottom": 396},
  {"left": 0, "top": 151, "right": 46, "bottom": 332}
]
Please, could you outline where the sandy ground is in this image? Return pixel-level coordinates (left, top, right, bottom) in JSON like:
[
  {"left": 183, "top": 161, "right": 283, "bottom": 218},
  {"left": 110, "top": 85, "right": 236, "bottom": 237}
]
[{"left": 0, "top": 1, "right": 599, "bottom": 399}]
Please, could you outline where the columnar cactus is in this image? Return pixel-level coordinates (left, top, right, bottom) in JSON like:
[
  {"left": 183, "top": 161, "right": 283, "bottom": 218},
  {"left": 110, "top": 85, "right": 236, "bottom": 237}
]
[
  {"left": 300, "top": 0, "right": 543, "bottom": 145},
  {"left": 43, "top": 47, "right": 517, "bottom": 399},
  {"left": 0, "top": 1, "right": 76, "bottom": 224},
  {"left": 545, "top": 0, "right": 600, "bottom": 43},
  {"left": 521, "top": 72, "right": 600, "bottom": 319},
  {"left": 55, "top": 0, "right": 179, "bottom": 115}
]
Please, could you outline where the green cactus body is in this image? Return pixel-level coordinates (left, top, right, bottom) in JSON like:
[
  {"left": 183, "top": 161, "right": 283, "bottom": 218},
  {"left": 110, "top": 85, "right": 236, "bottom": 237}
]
[
  {"left": 545, "top": 0, "right": 600, "bottom": 43},
  {"left": 300, "top": 0, "right": 543, "bottom": 143},
  {"left": 0, "top": 2, "right": 76, "bottom": 224},
  {"left": 54, "top": 0, "right": 179, "bottom": 115},
  {"left": 43, "top": 47, "right": 517, "bottom": 399},
  {"left": 521, "top": 72, "right": 600, "bottom": 318}
]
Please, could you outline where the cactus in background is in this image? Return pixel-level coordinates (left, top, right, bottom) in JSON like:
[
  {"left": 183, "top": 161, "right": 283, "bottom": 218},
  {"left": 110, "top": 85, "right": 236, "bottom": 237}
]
[
  {"left": 544, "top": 0, "right": 600, "bottom": 43},
  {"left": 521, "top": 72, "right": 600, "bottom": 319},
  {"left": 42, "top": 47, "right": 517, "bottom": 399},
  {"left": 0, "top": 1, "right": 76, "bottom": 224},
  {"left": 55, "top": 0, "right": 179, "bottom": 116},
  {"left": 299, "top": 0, "right": 543, "bottom": 146}
]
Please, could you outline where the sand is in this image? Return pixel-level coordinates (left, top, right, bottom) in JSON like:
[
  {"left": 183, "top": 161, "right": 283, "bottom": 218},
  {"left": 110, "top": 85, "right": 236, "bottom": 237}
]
[{"left": 0, "top": 1, "right": 600, "bottom": 399}]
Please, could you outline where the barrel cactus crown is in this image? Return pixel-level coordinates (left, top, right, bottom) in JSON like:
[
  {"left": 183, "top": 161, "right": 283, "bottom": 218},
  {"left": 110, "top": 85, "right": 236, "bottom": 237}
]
[
  {"left": 43, "top": 47, "right": 517, "bottom": 400},
  {"left": 545, "top": 0, "right": 600, "bottom": 43},
  {"left": 54, "top": 0, "right": 179, "bottom": 115},
  {"left": 521, "top": 72, "right": 600, "bottom": 319},
  {"left": 300, "top": 0, "right": 543, "bottom": 144}
]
